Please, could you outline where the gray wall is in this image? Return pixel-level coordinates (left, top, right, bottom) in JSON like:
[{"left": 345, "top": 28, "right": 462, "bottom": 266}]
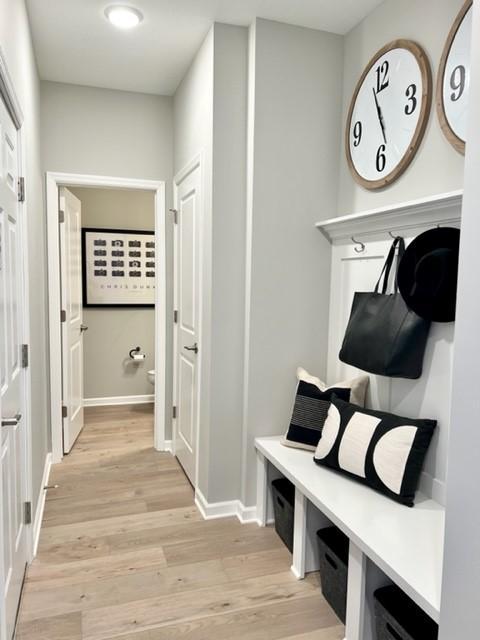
[
  {"left": 1, "top": 0, "right": 48, "bottom": 515},
  {"left": 40, "top": 81, "right": 174, "bottom": 433},
  {"left": 337, "top": 0, "right": 466, "bottom": 215},
  {"left": 69, "top": 187, "right": 155, "bottom": 400},
  {"left": 242, "top": 19, "right": 343, "bottom": 506},
  {"left": 209, "top": 24, "right": 248, "bottom": 502},
  {"left": 173, "top": 24, "right": 248, "bottom": 503}
]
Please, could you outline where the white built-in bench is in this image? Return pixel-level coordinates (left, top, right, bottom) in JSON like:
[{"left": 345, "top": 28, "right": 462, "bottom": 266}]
[{"left": 255, "top": 436, "right": 445, "bottom": 640}]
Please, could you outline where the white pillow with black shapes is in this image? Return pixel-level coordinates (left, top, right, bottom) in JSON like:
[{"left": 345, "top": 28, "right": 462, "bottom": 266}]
[
  {"left": 282, "top": 368, "right": 370, "bottom": 451},
  {"left": 314, "top": 396, "right": 436, "bottom": 507}
]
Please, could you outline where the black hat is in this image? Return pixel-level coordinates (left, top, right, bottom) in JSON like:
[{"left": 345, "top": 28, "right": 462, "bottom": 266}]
[{"left": 397, "top": 227, "right": 460, "bottom": 323}]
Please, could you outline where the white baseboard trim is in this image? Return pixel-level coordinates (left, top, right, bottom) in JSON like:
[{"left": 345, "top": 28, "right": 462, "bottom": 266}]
[
  {"left": 164, "top": 440, "right": 173, "bottom": 453},
  {"left": 83, "top": 394, "right": 154, "bottom": 407},
  {"left": 194, "top": 488, "right": 258, "bottom": 525},
  {"left": 32, "top": 452, "right": 52, "bottom": 557}
]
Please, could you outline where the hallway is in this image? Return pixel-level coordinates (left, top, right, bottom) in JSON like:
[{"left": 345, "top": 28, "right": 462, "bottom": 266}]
[{"left": 16, "top": 406, "right": 343, "bottom": 639}]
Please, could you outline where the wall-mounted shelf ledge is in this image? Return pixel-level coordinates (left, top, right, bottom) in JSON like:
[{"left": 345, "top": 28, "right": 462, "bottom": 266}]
[{"left": 316, "top": 190, "right": 463, "bottom": 243}]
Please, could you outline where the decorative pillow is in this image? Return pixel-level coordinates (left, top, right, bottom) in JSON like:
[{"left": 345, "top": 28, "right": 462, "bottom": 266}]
[
  {"left": 314, "top": 396, "right": 436, "bottom": 507},
  {"left": 282, "top": 368, "right": 369, "bottom": 451}
]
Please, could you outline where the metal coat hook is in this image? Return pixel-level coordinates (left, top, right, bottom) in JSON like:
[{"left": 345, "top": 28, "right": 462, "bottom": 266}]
[
  {"left": 389, "top": 231, "right": 399, "bottom": 239},
  {"left": 351, "top": 236, "right": 365, "bottom": 253}
]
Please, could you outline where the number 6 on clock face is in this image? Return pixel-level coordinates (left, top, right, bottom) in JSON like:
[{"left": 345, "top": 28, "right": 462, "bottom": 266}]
[{"left": 346, "top": 39, "right": 432, "bottom": 190}]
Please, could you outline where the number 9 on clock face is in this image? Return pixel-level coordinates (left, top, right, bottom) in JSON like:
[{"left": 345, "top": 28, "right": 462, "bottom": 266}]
[{"left": 346, "top": 40, "right": 432, "bottom": 190}]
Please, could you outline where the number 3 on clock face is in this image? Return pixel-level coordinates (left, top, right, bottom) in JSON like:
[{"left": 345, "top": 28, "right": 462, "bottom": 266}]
[{"left": 346, "top": 40, "right": 432, "bottom": 190}]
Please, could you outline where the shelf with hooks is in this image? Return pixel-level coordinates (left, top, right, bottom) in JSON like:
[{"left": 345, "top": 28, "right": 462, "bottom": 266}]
[{"left": 316, "top": 190, "right": 463, "bottom": 244}]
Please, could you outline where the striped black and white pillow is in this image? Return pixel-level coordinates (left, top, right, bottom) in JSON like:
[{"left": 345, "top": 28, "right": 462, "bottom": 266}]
[
  {"left": 282, "top": 369, "right": 369, "bottom": 451},
  {"left": 314, "top": 396, "right": 437, "bottom": 507}
]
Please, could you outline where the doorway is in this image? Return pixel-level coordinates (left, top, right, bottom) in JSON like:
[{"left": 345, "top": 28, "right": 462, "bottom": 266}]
[
  {"left": 46, "top": 174, "right": 167, "bottom": 462},
  {"left": 172, "top": 156, "right": 202, "bottom": 486}
]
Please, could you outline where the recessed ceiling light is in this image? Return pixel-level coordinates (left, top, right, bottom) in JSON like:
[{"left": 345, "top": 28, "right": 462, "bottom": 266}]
[{"left": 105, "top": 5, "right": 143, "bottom": 29}]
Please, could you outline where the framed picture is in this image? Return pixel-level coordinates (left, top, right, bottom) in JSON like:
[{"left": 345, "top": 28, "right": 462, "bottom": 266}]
[{"left": 82, "top": 228, "right": 155, "bottom": 307}]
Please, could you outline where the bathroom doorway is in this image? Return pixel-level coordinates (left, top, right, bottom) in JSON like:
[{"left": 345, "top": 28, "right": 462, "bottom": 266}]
[{"left": 46, "top": 174, "right": 168, "bottom": 462}]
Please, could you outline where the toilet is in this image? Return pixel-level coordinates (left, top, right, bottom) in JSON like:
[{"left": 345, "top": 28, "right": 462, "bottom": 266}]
[{"left": 147, "top": 370, "right": 155, "bottom": 386}]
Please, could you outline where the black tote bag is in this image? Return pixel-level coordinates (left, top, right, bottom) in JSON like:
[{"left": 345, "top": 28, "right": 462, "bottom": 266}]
[{"left": 339, "top": 237, "right": 431, "bottom": 379}]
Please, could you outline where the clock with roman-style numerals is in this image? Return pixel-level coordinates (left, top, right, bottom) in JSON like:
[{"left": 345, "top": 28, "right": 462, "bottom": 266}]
[
  {"left": 346, "top": 40, "right": 432, "bottom": 190},
  {"left": 437, "top": 0, "right": 472, "bottom": 155}
]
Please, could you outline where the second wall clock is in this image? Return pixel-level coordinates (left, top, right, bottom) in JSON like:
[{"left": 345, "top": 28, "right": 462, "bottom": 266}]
[
  {"left": 346, "top": 40, "right": 432, "bottom": 190},
  {"left": 437, "top": 0, "right": 472, "bottom": 155}
]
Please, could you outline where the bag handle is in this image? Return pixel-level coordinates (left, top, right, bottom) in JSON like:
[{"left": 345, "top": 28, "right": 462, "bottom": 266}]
[
  {"left": 374, "top": 236, "right": 405, "bottom": 294},
  {"left": 393, "top": 236, "right": 406, "bottom": 293}
]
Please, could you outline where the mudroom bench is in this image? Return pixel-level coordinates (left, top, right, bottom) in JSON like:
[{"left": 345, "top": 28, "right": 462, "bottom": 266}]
[{"left": 255, "top": 436, "right": 445, "bottom": 639}]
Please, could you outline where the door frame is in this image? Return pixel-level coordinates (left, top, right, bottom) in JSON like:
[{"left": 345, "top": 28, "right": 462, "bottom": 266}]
[
  {"left": 0, "top": 46, "right": 34, "bottom": 638},
  {"left": 46, "top": 172, "right": 167, "bottom": 463},
  {"left": 172, "top": 154, "right": 204, "bottom": 489}
]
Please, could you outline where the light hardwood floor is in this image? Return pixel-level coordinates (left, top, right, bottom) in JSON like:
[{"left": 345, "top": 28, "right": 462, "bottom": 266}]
[{"left": 16, "top": 405, "right": 344, "bottom": 639}]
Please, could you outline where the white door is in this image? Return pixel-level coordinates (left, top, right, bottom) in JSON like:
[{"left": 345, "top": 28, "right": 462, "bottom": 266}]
[
  {"left": 59, "top": 188, "right": 84, "bottom": 453},
  {"left": 0, "top": 97, "right": 29, "bottom": 640},
  {"left": 174, "top": 162, "right": 201, "bottom": 484}
]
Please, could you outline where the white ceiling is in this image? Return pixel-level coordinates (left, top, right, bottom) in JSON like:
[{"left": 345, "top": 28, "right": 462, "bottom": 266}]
[{"left": 26, "top": 0, "right": 384, "bottom": 96}]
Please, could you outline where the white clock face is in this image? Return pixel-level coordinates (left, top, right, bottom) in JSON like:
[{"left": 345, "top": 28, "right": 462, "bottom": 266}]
[
  {"left": 348, "top": 45, "right": 429, "bottom": 186},
  {"left": 442, "top": 5, "right": 471, "bottom": 144}
]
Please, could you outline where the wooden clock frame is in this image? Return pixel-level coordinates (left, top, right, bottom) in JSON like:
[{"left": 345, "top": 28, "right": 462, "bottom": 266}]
[
  {"left": 345, "top": 39, "right": 433, "bottom": 190},
  {"left": 436, "top": 0, "right": 472, "bottom": 156}
]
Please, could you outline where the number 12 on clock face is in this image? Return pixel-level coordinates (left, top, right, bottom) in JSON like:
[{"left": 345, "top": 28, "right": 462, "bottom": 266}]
[{"left": 346, "top": 41, "right": 432, "bottom": 189}]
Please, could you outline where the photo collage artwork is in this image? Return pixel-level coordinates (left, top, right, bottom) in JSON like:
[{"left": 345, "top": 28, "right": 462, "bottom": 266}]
[{"left": 82, "top": 228, "right": 155, "bottom": 306}]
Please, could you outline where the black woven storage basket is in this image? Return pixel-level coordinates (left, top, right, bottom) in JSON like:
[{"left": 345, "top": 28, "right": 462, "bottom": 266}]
[
  {"left": 271, "top": 478, "right": 295, "bottom": 553},
  {"left": 317, "top": 526, "right": 349, "bottom": 623},
  {"left": 374, "top": 585, "right": 438, "bottom": 640}
]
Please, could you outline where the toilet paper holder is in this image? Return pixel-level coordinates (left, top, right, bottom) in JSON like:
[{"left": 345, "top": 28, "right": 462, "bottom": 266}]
[{"left": 129, "top": 346, "right": 146, "bottom": 361}]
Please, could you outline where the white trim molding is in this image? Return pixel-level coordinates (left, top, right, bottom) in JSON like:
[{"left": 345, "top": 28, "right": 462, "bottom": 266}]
[
  {"left": 195, "top": 488, "right": 258, "bottom": 524},
  {"left": 316, "top": 190, "right": 463, "bottom": 243},
  {"left": 45, "top": 172, "right": 167, "bottom": 463},
  {"left": 83, "top": 395, "right": 154, "bottom": 407},
  {"left": 32, "top": 453, "right": 52, "bottom": 557}
]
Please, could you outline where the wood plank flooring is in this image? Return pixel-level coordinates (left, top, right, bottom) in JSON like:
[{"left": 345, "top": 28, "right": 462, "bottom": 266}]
[{"left": 16, "top": 405, "right": 344, "bottom": 639}]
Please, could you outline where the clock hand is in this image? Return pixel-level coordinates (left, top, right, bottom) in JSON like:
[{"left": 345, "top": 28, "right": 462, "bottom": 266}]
[{"left": 372, "top": 88, "right": 387, "bottom": 144}]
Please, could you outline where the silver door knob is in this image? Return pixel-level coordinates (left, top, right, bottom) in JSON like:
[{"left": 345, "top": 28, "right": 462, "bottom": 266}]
[
  {"left": 80, "top": 324, "right": 89, "bottom": 332},
  {"left": 1, "top": 413, "right": 22, "bottom": 428},
  {"left": 184, "top": 343, "right": 199, "bottom": 355}
]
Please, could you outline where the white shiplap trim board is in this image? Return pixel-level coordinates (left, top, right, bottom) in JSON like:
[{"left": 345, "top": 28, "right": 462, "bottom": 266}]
[
  {"left": 241, "top": 21, "right": 258, "bottom": 508},
  {"left": 46, "top": 173, "right": 168, "bottom": 462},
  {"left": 83, "top": 395, "right": 154, "bottom": 407},
  {"left": 32, "top": 453, "right": 52, "bottom": 557},
  {"left": 195, "top": 488, "right": 258, "bottom": 524},
  {"left": 316, "top": 190, "right": 463, "bottom": 242}
]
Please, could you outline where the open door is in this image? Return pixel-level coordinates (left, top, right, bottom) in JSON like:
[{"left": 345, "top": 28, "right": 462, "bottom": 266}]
[
  {"left": 0, "top": 95, "right": 29, "bottom": 640},
  {"left": 173, "top": 161, "right": 201, "bottom": 485},
  {"left": 59, "top": 188, "right": 85, "bottom": 453}
]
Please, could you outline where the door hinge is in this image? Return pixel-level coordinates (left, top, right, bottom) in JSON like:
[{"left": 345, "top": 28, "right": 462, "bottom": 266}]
[
  {"left": 169, "top": 208, "right": 178, "bottom": 224},
  {"left": 24, "top": 502, "right": 32, "bottom": 525},
  {"left": 17, "top": 177, "right": 25, "bottom": 203},
  {"left": 62, "top": 405, "right": 68, "bottom": 419},
  {"left": 60, "top": 309, "right": 66, "bottom": 323},
  {"left": 58, "top": 209, "right": 65, "bottom": 224},
  {"left": 174, "top": 309, "right": 178, "bottom": 324},
  {"left": 21, "top": 344, "right": 29, "bottom": 368},
  {"left": 173, "top": 406, "right": 177, "bottom": 419}
]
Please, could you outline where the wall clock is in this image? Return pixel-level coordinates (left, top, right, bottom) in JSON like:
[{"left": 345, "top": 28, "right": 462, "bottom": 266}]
[
  {"left": 346, "top": 40, "right": 432, "bottom": 190},
  {"left": 437, "top": 0, "right": 472, "bottom": 155}
]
